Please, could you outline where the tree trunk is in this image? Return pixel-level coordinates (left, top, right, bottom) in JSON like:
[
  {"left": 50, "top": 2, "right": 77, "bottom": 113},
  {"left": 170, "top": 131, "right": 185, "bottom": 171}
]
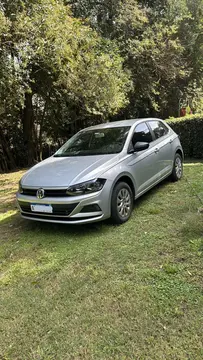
[
  {"left": 0, "top": 127, "right": 16, "bottom": 171},
  {"left": 22, "top": 92, "right": 35, "bottom": 166},
  {"left": 39, "top": 98, "right": 48, "bottom": 162}
]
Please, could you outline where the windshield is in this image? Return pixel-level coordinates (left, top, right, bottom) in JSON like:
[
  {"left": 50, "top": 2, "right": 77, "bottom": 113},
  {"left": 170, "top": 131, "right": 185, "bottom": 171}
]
[{"left": 54, "top": 126, "right": 130, "bottom": 157}]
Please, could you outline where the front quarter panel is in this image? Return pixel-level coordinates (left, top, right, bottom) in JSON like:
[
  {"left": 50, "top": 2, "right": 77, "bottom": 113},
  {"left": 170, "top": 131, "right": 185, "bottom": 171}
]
[{"left": 100, "top": 155, "right": 138, "bottom": 198}]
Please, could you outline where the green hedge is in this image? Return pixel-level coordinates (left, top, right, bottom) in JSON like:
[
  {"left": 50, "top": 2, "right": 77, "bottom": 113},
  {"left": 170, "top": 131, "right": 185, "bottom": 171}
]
[{"left": 166, "top": 114, "right": 203, "bottom": 159}]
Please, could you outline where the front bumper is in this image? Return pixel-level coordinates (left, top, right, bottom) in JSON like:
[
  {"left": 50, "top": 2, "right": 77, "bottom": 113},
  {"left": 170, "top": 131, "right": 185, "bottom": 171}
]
[{"left": 16, "top": 186, "right": 111, "bottom": 224}]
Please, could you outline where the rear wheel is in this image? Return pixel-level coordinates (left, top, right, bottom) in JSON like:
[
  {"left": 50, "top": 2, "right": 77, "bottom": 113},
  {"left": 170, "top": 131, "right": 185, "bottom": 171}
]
[
  {"left": 171, "top": 153, "right": 183, "bottom": 181},
  {"left": 111, "top": 182, "right": 133, "bottom": 224}
]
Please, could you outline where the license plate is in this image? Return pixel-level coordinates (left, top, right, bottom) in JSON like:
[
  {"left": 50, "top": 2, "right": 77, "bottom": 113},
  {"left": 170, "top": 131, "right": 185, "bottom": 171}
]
[{"left": 31, "top": 204, "right": 53, "bottom": 213}]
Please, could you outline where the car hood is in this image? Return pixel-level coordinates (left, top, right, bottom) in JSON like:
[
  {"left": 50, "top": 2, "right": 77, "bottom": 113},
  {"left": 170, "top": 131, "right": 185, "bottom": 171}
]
[{"left": 21, "top": 154, "right": 120, "bottom": 187}]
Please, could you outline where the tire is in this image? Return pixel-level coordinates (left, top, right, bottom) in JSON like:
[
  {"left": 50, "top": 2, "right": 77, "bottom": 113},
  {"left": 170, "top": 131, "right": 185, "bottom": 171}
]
[
  {"left": 171, "top": 153, "right": 183, "bottom": 181},
  {"left": 111, "top": 182, "right": 133, "bottom": 224}
]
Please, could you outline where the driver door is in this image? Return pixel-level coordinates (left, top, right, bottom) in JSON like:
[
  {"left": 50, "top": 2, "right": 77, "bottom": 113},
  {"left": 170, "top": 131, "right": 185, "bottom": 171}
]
[{"left": 127, "top": 122, "right": 160, "bottom": 196}]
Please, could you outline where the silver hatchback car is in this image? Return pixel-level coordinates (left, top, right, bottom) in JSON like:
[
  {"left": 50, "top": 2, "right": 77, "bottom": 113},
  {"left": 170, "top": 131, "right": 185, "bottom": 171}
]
[{"left": 17, "top": 118, "right": 183, "bottom": 224}]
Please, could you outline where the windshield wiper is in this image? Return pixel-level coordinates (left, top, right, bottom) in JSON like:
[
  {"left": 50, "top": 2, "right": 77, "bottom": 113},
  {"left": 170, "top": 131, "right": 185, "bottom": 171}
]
[{"left": 53, "top": 154, "right": 71, "bottom": 157}]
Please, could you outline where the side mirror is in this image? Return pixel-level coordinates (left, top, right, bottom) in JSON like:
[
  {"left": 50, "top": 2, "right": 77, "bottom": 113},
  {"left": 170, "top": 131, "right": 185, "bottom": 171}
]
[{"left": 133, "top": 142, "right": 149, "bottom": 152}]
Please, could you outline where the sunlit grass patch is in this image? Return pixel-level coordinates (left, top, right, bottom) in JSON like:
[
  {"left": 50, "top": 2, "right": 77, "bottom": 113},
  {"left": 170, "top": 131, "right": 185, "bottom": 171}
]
[
  {"left": 0, "top": 210, "right": 18, "bottom": 222},
  {"left": 0, "top": 251, "right": 66, "bottom": 286},
  {"left": 0, "top": 170, "right": 26, "bottom": 215}
]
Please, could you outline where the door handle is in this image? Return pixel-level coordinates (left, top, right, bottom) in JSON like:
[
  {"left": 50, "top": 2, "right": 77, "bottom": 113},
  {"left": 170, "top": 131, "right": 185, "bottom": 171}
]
[
  {"left": 169, "top": 139, "right": 173, "bottom": 144},
  {"left": 154, "top": 148, "right": 159, "bottom": 154}
]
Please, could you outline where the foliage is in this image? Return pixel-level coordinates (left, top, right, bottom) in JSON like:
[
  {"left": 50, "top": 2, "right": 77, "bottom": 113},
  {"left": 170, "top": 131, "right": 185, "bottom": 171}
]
[
  {"left": 167, "top": 114, "right": 203, "bottom": 158},
  {"left": 118, "top": 21, "right": 184, "bottom": 117},
  {"left": 0, "top": 0, "right": 130, "bottom": 170},
  {"left": 68, "top": 0, "right": 203, "bottom": 118},
  {"left": 15, "top": 0, "right": 130, "bottom": 116},
  {"left": 1, "top": 0, "right": 203, "bottom": 170},
  {"left": 116, "top": 0, "right": 203, "bottom": 117}
]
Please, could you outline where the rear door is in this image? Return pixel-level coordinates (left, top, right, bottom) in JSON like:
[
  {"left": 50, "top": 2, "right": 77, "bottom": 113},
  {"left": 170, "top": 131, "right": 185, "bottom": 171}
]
[{"left": 147, "top": 120, "right": 174, "bottom": 178}]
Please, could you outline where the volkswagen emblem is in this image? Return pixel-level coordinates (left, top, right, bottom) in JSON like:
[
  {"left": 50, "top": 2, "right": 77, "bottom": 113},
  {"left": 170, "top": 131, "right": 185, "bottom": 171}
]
[{"left": 36, "top": 188, "right": 45, "bottom": 199}]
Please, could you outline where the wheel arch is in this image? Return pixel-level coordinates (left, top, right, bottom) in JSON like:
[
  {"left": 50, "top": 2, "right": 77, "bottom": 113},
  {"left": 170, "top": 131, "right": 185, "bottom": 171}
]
[
  {"left": 175, "top": 147, "right": 184, "bottom": 160},
  {"left": 110, "top": 175, "right": 135, "bottom": 224},
  {"left": 111, "top": 173, "right": 136, "bottom": 200}
]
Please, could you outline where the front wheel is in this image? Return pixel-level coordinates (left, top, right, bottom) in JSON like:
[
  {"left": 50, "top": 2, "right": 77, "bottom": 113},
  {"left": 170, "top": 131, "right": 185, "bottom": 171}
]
[
  {"left": 111, "top": 182, "right": 133, "bottom": 224},
  {"left": 171, "top": 153, "right": 183, "bottom": 181}
]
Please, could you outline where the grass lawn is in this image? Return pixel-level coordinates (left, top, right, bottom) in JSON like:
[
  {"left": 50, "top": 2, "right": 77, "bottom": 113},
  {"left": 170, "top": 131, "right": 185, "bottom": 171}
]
[{"left": 0, "top": 162, "right": 203, "bottom": 360}]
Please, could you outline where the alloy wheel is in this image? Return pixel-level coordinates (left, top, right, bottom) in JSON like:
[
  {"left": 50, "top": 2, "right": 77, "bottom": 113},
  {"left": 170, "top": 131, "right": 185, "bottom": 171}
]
[
  {"left": 175, "top": 157, "right": 182, "bottom": 179},
  {"left": 117, "top": 188, "right": 132, "bottom": 218}
]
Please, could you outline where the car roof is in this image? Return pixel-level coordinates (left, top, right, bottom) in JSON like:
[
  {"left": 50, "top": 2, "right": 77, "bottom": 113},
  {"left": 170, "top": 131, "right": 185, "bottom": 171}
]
[{"left": 84, "top": 118, "right": 163, "bottom": 130}]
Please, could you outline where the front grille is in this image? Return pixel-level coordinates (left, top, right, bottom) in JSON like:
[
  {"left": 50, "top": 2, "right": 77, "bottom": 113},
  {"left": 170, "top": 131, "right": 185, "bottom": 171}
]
[
  {"left": 19, "top": 201, "right": 78, "bottom": 216},
  {"left": 22, "top": 188, "right": 68, "bottom": 197}
]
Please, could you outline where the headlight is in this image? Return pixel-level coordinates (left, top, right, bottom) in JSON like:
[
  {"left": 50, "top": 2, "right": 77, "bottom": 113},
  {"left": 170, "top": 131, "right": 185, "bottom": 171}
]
[
  {"left": 66, "top": 179, "right": 106, "bottom": 196},
  {"left": 18, "top": 180, "right": 23, "bottom": 194}
]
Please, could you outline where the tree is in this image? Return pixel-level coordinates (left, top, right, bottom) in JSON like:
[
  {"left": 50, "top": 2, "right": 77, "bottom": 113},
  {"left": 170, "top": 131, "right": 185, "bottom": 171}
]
[
  {"left": 67, "top": 0, "right": 203, "bottom": 118},
  {"left": 0, "top": 0, "right": 130, "bottom": 168},
  {"left": 1, "top": 0, "right": 203, "bottom": 171}
]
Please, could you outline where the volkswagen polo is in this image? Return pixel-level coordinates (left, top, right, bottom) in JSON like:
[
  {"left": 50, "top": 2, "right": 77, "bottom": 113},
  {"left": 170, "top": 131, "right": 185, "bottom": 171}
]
[{"left": 17, "top": 118, "right": 183, "bottom": 224}]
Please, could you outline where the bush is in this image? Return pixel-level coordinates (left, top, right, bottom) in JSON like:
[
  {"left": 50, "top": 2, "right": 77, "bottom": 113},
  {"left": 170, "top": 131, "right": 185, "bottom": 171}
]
[{"left": 166, "top": 114, "right": 203, "bottom": 158}]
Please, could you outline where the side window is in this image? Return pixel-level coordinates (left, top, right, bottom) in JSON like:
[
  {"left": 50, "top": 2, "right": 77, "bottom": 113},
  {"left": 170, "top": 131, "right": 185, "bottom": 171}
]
[
  {"left": 148, "top": 121, "right": 169, "bottom": 139},
  {"left": 132, "top": 123, "right": 153, "bottom": 146}
]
